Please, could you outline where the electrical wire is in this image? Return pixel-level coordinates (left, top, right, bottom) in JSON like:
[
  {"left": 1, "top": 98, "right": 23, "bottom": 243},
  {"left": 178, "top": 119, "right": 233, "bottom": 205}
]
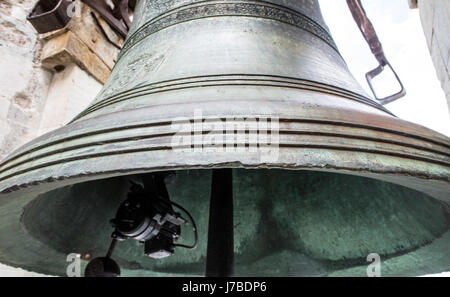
[
  {"left": 153, "top": 195, "right": 199, "bottom": 250},
  {"left": 171, "top": 201, "right": 198, "bottom": 250}
]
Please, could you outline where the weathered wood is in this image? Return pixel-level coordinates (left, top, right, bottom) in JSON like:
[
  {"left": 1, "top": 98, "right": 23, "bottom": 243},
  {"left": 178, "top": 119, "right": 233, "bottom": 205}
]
[
  {"left": 41, "top": 3, "right": 122, "bottom": 70},
  {"left": 41, "top": 30, "right": 111, "bottom": 84}
]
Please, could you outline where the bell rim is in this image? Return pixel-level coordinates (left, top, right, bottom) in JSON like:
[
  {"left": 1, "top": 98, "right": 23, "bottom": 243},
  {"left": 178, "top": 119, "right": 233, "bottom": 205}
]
[{"left": 1, "top": 94, "right": 449, "bottom": 203}]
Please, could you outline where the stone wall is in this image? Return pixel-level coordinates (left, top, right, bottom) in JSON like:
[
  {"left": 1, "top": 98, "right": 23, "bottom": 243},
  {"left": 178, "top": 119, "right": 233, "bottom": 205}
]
[
  {"left": 417, "top": 0, "right": 450, "bottom": 113},
  {"left": 0, "top": 0, "right": 53, "bottom": 161},
  {"left": 0, "top": 1, "right": 121, "bottom": 161}
]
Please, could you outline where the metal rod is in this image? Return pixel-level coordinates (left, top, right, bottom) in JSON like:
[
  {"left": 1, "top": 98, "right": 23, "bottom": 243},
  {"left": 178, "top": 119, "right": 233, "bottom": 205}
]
[
  {"left": 81, "top": 0, "right": 129, "bottom": 38},
  {"left": 106, "top": 238, "right": 118, "bottom": 258},
  {"left": 205, "top": 169, "right": 234, "bottom": 277},
  {"left": 346, "top": 0, "right": 406, "bottom": 103}
]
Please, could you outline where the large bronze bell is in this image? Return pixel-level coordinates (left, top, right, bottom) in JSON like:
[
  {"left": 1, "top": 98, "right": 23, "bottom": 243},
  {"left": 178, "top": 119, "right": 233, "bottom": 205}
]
[{"left": 0, "top": 0, "right": 449, "bottom": 277}]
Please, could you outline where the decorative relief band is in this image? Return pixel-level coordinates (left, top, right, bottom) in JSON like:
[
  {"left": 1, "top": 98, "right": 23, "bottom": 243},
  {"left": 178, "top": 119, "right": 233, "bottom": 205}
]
[
  {"left": 118, "top": 1, "right": 338, "bottom": 61},
  {"left": 70, "top": 74, "right": 393, "bottom": 122}
]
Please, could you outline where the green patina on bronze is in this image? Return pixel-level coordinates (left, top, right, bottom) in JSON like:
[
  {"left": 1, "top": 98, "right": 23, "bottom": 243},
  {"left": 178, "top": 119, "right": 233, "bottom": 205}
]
[{"left": 15, "top": 169, "right": 450, "bottom": 276}]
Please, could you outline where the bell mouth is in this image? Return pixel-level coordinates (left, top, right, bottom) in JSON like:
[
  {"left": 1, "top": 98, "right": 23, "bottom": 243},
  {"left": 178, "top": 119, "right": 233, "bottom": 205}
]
[{"left": 14, "top": 168, "right": 450, "bottom": 277}]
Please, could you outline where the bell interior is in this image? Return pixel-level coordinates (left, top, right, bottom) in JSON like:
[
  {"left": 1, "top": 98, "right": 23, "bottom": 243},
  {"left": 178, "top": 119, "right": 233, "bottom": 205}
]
[{"left": 21, "top": 169, "right": 450, "bottom": 276}]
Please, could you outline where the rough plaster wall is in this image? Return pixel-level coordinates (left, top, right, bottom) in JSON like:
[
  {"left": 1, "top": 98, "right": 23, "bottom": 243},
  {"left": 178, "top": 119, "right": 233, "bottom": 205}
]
[
  {"left": 418, "top": 0, "right": 450, "bottom": 113},
  {"left": 39, "top": 64, "right": 102, "bottom": 135},
  {"left": 0, "top": 0, "right": 53, "bottom": 161}
]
